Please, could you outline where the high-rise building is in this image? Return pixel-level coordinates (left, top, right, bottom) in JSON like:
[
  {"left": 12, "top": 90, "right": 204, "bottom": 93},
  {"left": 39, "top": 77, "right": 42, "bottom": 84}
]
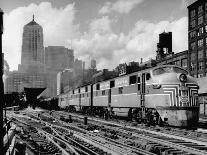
[
  {"left": 21, "top": 15, "right": 44, "bottom": 65},
  {"left": 188, "top": 0, "right": 207, "bottom": 78},
  {"left": 45, "top": 46, "right": 74, "bottom": 72},
  {"left": 19, "top": 15, "right": 45, "bottom": 73},
  {"left": 90, "top": 59, "right": 96, "bottom": 69},
  {"left": 74, "top": 59, "right": 83, "bottom": 75}
]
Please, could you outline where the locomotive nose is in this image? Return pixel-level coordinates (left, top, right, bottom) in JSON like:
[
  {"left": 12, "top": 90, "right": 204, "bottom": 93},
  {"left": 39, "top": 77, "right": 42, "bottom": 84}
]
[{"left": 178, "top": 73, "right": 187, "bottom": 83}]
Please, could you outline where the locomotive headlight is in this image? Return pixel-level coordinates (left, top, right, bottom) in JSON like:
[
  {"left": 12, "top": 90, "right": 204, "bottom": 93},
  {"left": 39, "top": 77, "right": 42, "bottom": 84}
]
[{"left": 179, "top": 74, "right": 187, "bottom": 82}]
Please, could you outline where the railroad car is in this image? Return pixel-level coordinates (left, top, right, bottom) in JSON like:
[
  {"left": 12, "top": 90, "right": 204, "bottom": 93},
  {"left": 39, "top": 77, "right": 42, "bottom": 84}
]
[{"left": 59, "top": 65, "right": 199, "bottom": 128}]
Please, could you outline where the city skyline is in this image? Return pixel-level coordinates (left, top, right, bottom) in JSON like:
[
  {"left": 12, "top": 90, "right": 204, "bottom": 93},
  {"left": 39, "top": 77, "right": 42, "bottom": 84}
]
[{"left": 1, "top": 0, "right": 195, "bottom": 71}]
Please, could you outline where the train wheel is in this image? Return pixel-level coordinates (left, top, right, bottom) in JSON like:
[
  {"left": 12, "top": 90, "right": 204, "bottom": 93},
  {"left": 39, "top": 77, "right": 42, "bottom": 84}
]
[
  {"left": 128, "top": 108, "right": 132, "bottom": 121},
  {"left": 157, "top": 116, "right": 163, "bottom": 126},
  {"left": 104, "top": 109, "right": 109, "bottom": 120}
]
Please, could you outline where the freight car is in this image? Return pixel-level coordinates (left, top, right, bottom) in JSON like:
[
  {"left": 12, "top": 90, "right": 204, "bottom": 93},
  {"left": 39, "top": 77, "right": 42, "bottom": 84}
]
[{"left": 59, "top": 65, "right": 199, "bottom": 128}]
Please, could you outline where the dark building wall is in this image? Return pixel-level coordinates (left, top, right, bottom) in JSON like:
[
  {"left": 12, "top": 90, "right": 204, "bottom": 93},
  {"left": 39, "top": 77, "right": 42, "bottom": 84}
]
[
  {"left": 188, "top": 0, "right": 207, "bottom": 78},
  {"left": 45, "top": 46, "right": 74, "bottom": 71},
  {"left": 157, "top": 50, "right": 188, "bottom": 70}
]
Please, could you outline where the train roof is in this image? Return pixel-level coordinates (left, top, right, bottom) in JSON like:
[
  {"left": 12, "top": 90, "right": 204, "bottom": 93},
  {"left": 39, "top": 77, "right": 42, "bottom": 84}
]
[{"left": 67, "top": 65, "right": 188, "bottom": 92}]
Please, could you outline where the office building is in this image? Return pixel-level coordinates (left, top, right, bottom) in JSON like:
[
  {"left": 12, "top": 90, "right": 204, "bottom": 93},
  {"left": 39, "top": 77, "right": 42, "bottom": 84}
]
[
  {"left": 19, "top": 15, "right": 45, "bottom": 73},
  {"left": 45, "top": 46, "right": 74, "bottom": 72}
]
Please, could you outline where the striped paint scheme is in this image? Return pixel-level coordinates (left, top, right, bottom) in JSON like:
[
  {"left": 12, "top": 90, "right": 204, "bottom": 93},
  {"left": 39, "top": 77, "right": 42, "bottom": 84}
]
[
  {"left": 186, "top": 83, "right": 199, "bottom": 106},
  {"left": 162, "top": 83, "right": 198, "bottom": 107},
  {"left": 163, "top": 84, "right": 179, "bottom": 106}
]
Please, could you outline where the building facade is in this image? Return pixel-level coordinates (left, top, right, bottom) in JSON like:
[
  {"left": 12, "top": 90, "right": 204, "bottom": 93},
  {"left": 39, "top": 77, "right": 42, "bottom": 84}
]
[
  {"left": 5, "top": 71, "right": 46, "bottom": 93},
  {"left": 45, "top": 46, "right": 74, "bottom": 72},
  {"left": 157, "top": 50, "right": 188, "bottom": 70},
  {"left": 19, "top": 15, "right": 45, "bottom": 73},
  {"left": 188, "top": 0, "right": 207, "bottom": 77}
]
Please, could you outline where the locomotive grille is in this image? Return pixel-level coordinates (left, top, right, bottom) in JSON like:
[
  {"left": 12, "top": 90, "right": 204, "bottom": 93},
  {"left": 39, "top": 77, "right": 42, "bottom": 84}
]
[
  {"left": 163, "top": 84, "right": 179, "bottom": 107},
  {"left": 162, "top": 83, "right": 198, "bottom": 107},
  {"left": 186, "top": 83, "right": 199, "bottom": 106}
]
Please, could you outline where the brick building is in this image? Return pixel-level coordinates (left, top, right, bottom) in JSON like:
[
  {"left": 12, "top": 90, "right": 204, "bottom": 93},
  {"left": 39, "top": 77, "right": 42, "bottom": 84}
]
[{"left": 188, "top": 0, "right": 207, "bottom": 77}]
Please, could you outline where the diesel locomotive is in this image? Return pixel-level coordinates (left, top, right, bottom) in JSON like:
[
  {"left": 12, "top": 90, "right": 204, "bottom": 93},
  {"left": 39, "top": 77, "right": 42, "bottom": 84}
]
[{"left": 58, "top": 65, "right": 199, "bottom": 128}]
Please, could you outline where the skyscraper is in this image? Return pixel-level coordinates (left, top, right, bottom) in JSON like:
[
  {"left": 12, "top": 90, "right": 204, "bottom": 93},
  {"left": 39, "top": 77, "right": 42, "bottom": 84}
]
[{"left": 19, "top": 15, "right": 44, "bottom": 73}]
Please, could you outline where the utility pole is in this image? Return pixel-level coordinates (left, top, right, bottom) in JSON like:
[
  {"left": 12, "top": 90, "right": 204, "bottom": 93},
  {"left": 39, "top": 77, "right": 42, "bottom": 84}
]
[{"left": 0, "top": 8, "right": 4, "bottom": 155}]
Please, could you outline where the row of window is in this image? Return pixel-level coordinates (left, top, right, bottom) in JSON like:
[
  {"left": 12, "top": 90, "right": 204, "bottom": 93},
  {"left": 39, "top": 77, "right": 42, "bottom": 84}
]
[
  {"left": 191, "top": 61, "right": 207, "bottom": 71},
  {"left": 191, "top": 50, "right": 207, "bottom": 60},
  {"left": 191, "top": 73, "right": 207, "bottom": 78},
  {"left": 190, "top": 3, "right": 207, "bottom": 19},
  {"left": 189, "top": 26, "right": 207, "bottom": 40},
  {"left": 190, "top": 37, "right": 207, "bottom": 50},
  {"left": 190, "top": 14, "right": 207, "bottom": 29},
  {"left": 173, "top": 59, "right": 188, "bottom": 68}
]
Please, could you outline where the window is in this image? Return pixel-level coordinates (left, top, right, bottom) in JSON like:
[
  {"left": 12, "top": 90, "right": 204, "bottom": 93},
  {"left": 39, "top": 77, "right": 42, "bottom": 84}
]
[
  {"left": 85, "top": 86, "right": 88, "bottom": 92},
  {"left": 118, "top": 87, "right": 123, "bottom": 94},
  {"left": 205, "top": 37, "right": 207, "bottom": 46},
  {"left": 205, "top": 25, "right": 207, "bottom": 33},
  {"left": 181, "top": 59, "right": 187, "bottom": 68},
  {"left": 110, "top": 80, "right": 115, "bottom": 88},
  {"left": 191, "top": 53, "right": 196, "bottom": 61},
  {"left": 206, "top": 49, "right": 207, "bottom": 58},
  {"left": 198, "top": 39, "right": 203, "bottom": 48},
  {"left": 198, "top": 62, "right": 204, "bottom": 71},
  {"left": 190, "top": 31, "right": 196, "bottom": 39},
  {"left": 96, "top": 84, "right": 100, "bottom": 90},
  {"left": 197, "top": 27, "right": 203, "bottom": 36},
  {"left": 129, "top": 75, "right": 137, "bottom": 84},
  {"left": 146, "top": 73, "right": 151, "bottom": 80},
  {"left": 190, "top": 9, "right": 196, "bottom": 18},
  {"left": 198, "top": 74, "right": 204, "bottom": 78},
  {"left": 198, "top": 5, "right": 203, "bottom": 14},
  {"left": 198, "top": 50, "right": 203, "bottom": 59},
  {"left": 190, "top": 42, "right": 196, "bottom": 50},
  {"left": 205, "top": 14, "right": 207, "bottom": 22},
  {"left": 174, "top": 60, "right": 180, "bottom": 66},
  {"left": 198, "top": 16, "right": 203, "bottom": 25},
  {"left": 78, "top": 89, "right": 80, "bottom": 93},
  {"left": 102, "top": 90, "right": 105, "bottom": 96},
  {"left": 191, "top": 63, "right": 196, "bottom": 71},
  {"left": 190, "top": 20, "right": 196, "bottom": 28}
]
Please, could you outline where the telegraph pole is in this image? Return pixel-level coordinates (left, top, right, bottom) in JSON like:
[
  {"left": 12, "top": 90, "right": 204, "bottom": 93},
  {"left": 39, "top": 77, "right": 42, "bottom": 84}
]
[{"left": 0, "top": 8, "right": 4, "bottom": 155}]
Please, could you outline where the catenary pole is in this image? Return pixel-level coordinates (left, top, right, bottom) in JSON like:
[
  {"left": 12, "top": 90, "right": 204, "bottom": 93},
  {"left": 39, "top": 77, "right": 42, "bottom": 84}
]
[{"left": 0, "top": 8, "right": 4, "bottom": 155}]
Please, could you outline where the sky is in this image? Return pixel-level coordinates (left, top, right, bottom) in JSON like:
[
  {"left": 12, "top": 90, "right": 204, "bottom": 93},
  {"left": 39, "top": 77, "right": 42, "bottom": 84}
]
[{"left": 0, "top": 0, "right": 196, "bottom": 71}]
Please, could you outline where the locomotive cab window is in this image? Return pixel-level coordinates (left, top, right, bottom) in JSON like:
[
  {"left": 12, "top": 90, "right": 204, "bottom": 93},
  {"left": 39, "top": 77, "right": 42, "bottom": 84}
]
[
  {"left": 118, "top": 87, "right": 123, "bottom": 94},
  {"left": 173, "top": 67, "right": 188, "bottom": 74},
  {"left": 102, "top": 90, "right": 105, "bottom": 96},
  {"left": 129, "top": 75, "right": 137, "bottom": 84},
  {"left": 146, "top": 73, "right": 151, "bottom": 80},
  {"left": 96, "top": 84, "right": 100, "bottom": 90},
  {"left": 153, "top": 66, "right": 188, "bottom": 76},
  {"left": 110, "top": 80, "right": 115, "bottom": 88}
]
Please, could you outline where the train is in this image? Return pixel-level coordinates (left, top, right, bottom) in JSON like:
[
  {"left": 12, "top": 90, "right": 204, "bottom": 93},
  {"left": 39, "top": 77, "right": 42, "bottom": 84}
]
[{"left": 58, "top": 65, "right": 199, "bottom": 128}]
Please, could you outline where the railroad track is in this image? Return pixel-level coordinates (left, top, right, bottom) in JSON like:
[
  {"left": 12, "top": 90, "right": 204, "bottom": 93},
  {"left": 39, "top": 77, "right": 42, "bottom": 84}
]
[
  {"left": 52, "top": 110, "right": 207, "bottom": 155},
  {"left": 40, "top": 111, "right": 156, "bottom": 155}
]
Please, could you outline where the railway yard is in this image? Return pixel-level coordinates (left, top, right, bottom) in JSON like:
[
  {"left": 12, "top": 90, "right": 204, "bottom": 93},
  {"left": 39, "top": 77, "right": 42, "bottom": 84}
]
[{"left": 4, "top": 108, "right": 207, "bottom": 155}]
